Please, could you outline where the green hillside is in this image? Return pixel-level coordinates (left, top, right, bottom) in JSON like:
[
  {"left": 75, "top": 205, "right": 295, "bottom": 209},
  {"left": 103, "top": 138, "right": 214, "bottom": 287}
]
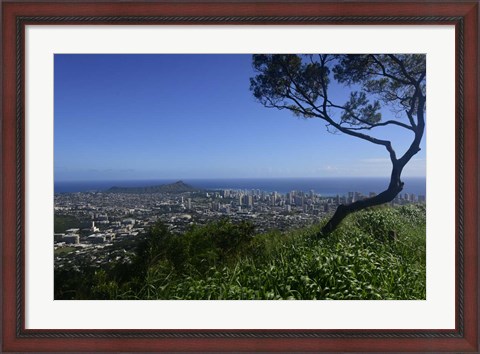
[
  {"left": 55, "top": 204, "right": 426, "bottom": 300},
  {"left": 107, "top": 180, "right": 198, "bottom": 194}
]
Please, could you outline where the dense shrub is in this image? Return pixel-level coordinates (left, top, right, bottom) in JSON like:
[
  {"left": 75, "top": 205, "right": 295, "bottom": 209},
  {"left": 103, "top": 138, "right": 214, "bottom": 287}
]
[
  {"left": 56, "top": 205, "right": 426, "bottom": 300},
  {"left": 354, "top": 206, "right": 400, "bottom": 239}
]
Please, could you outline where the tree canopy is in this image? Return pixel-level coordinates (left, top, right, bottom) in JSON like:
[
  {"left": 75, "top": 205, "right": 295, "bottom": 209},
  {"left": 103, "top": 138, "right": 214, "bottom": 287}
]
[{"left": 250, "top": 54, "right": 426, "bottom": 234}]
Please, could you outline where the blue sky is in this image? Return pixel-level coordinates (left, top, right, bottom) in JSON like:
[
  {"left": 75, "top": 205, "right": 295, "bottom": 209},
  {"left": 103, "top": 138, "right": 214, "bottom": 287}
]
[{"left": 54, "top": 54, "right": 426, "bottom": 181}]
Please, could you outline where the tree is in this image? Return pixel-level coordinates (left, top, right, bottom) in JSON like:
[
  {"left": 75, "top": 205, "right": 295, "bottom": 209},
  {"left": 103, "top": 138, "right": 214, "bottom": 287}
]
[{"left": 250, "top": 54, "right": 426, "bottom": 235}]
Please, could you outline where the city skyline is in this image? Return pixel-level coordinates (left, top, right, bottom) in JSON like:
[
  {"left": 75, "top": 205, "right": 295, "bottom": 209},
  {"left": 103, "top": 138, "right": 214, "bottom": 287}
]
[{"left": 54, "top": 54, "right": 426, "bottom": 181}]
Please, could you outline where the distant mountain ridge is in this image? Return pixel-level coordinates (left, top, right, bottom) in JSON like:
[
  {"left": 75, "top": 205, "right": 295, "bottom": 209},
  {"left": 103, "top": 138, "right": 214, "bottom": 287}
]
[{"left": 107, "top": 180, "right": 199, "bottom": 194}]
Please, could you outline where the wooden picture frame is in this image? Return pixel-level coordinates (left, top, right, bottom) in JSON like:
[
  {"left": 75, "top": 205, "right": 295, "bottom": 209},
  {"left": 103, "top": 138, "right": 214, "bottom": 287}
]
[{"left": 2, "top": 1, "right": 478, "bottom": 352}]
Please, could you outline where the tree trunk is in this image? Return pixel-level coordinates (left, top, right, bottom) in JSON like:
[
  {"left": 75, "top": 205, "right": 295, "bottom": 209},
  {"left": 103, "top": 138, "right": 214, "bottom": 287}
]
[{"left": 319, "top": 165, "right": 405, "bottom": 236}]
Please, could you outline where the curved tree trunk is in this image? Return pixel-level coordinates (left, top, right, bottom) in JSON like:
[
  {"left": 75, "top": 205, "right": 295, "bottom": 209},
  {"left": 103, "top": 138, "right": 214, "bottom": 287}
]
[
  {"left": 320, "top": 92, "right": 425, "bottom": 236},
  {"left": 320, "top": 163, "right": 405, "bottom": 236}
]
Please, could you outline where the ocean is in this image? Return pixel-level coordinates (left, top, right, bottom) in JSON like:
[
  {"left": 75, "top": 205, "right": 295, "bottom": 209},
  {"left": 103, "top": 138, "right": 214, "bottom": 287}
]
[{"left": 54, "top": 177, "right": 426, "bottom": 196}]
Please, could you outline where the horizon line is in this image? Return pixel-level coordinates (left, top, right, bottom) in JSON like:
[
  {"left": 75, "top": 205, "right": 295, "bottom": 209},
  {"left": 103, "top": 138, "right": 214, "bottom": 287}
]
[{"left": 55, "top": 176, "right": 427, "bottom": 183}]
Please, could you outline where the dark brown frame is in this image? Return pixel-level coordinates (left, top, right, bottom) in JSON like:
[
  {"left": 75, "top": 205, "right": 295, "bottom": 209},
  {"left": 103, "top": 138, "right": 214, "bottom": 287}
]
[{"left": 2, "top": 1, "right": 478, "bottom": 352}]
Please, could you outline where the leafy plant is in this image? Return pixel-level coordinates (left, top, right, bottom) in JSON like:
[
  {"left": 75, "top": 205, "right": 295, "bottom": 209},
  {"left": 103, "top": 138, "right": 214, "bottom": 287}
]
[{"left": 55, "top": 205, "right": 426, "bottom": 301}]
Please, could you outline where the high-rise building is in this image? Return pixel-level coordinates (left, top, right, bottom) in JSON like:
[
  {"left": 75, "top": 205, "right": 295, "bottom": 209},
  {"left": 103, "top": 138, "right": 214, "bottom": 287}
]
[
  {"left": 295, "top": 195, "right": 304, "bottom": 207},
  {"left": 241, "top": 195, "right": 253, "bottom": 207},
  {"left": 272, "top": 192, "right": 277, "bottom": 206},
  {"left": 348, "top": 192, "right": 354, "bottom": 203},
  {"left": 221, "top": 189, "right": 230, "bottom": 198},
  {"left": 288, "top": 192, "right": 294, "bottom": 205}
]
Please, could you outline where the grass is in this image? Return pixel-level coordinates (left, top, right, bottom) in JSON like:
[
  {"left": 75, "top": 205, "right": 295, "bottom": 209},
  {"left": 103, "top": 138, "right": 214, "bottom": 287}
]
[{"left": 55, "top": 204, "right": 426, "bottom": 300}]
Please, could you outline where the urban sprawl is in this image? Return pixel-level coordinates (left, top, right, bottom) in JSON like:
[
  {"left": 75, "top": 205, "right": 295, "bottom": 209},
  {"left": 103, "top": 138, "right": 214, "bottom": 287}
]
[{"left": 54, "top": 185, "right": 425, "bottom": 269}]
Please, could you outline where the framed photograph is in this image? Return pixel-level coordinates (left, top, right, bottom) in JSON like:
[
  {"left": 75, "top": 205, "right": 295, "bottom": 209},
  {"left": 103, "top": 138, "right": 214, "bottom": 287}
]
[{"left": 2, "top": 1, "right": 478, "bottom": 352}]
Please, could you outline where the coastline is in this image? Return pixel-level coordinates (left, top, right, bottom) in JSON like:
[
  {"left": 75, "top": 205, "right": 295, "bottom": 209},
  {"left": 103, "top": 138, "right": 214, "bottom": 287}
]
[{"left": 54, "top": 176, "right": 426, "bottom": 196}]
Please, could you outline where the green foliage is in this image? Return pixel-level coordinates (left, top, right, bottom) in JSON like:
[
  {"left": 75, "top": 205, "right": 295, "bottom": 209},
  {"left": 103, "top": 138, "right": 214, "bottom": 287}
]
[
  {"left": 131, "top": 219, "right": 256, "bottom": 275},
  {"left": 54, "top": 262, "right": 97, "bottom": 299},
  {"left": 184, "top": 219, "right": 255, "bottom": 270},
  {"left": 398, "top": 203, "right": 426, "bottom": 224},
  {"left": 55, "top": 205, "right": 426, "bottom": 300},
  {"left": 341, "top": 91, "right": 382, "bottom": 126},
  {"left": 355, "top": 206, "right": 400, "bottom": 240},
  {"left": 250, "top": 54, "right": 426, "bottom": 127},
  {"left": 333, "top": 54, "right": 426, "bottom": 111},
  {"left": 54, "top": 215, "right": 81, "bottom": 233},
  {"left": 133, "top": 222, "right": 172, "bottom": 275},
  {"left": 250, "top": 54, "right": 329, "bottom": 117}
]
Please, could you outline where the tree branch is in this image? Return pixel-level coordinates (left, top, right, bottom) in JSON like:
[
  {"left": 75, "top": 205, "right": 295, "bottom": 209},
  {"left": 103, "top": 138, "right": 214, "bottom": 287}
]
[
  {"left": 326, "top": 101, "right": 415, "bottom": 131},
  {"left": 387, "top": 54, "right": 417, "bottom": 84},
  {"left": 369, "top": 55, "right": 410, "bottom": 85},
  {"left": 398, "top": 94, "right": 425, "bottom": 167}
]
